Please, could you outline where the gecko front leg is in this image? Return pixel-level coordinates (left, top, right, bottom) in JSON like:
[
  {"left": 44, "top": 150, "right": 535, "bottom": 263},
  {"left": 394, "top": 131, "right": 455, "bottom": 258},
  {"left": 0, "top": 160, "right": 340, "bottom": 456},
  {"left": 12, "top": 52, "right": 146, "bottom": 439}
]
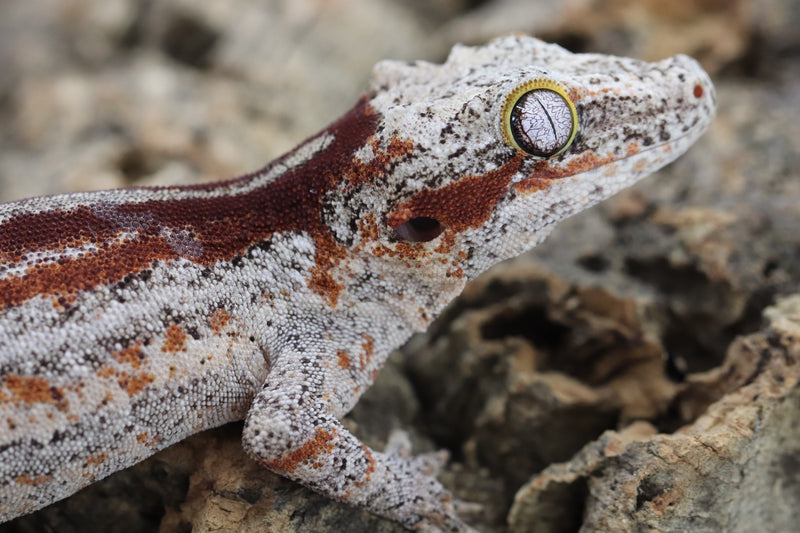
[{"left": 242, "top": 335, "right": 474, "bottom": 532}]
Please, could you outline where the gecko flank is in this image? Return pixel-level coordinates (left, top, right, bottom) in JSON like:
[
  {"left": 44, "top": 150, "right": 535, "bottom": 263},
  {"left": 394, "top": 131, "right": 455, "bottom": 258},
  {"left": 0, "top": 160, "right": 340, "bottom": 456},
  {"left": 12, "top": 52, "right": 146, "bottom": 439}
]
[{"left": 0, "top": 36, "right": 714, "bottom": 531}]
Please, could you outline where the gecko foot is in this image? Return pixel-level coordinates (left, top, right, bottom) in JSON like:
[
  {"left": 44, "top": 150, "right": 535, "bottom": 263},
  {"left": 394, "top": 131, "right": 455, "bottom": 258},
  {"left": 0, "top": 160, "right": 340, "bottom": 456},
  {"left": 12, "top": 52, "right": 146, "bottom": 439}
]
[
  {"left": 384, "top": 429, "right": 483, "bottom": 532},
  {"left": 386, "top": 428, "right": 449, "bottom": 476},
  {"left": 244, "top": 366, "right": 482, "bottom": 532}
]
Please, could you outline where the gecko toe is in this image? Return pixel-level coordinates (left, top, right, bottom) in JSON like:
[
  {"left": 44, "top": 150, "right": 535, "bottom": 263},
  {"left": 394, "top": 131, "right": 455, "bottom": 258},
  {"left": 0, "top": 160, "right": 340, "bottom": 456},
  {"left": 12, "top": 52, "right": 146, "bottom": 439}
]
[{"left": 385, "top": 428, "right": 413, "bottom": 456}]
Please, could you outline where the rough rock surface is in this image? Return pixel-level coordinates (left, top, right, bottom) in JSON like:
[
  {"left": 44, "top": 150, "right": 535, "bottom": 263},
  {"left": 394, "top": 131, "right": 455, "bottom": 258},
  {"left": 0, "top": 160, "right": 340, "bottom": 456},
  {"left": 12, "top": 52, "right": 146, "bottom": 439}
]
[
  {"left": 1, "top": 0, "right": 799, "bottom": 532},
  {"left": 508, "top": 295, "right": 800, "bottom": 533}
]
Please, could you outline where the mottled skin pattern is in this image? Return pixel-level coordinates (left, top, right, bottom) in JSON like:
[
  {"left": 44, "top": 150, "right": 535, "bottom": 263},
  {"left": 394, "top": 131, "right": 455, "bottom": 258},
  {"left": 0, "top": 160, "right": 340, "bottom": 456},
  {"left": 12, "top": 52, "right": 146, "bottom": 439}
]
[{"left": 0, "top": 36, "right": 715, "bottom": 531}]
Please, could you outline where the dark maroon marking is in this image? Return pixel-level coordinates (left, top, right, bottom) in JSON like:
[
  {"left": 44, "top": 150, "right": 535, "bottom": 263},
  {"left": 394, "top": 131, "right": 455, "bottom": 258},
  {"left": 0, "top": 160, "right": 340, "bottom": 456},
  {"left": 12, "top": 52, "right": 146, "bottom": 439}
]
[{"left": 0, "top": 97, "right": 380, "bottom": 310}]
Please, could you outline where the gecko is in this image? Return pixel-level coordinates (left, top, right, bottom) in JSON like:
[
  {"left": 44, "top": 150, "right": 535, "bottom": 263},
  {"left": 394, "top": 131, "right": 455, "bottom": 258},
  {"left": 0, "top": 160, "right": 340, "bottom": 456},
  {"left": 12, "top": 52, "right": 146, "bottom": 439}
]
[{"left": 0, "top": 35, "right": 715, "bottom": 532}]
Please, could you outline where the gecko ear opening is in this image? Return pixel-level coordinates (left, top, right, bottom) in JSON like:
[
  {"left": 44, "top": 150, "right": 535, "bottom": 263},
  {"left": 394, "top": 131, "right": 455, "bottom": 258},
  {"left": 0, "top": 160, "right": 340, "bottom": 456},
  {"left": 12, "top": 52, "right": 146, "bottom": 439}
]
[{"left": 393, "top": 217, "right": 444, "bottom": 242}]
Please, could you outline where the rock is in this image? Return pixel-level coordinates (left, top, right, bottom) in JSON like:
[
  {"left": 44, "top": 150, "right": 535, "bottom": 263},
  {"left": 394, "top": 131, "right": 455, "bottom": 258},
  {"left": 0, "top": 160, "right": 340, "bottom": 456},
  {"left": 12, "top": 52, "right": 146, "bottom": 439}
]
[
  {"left": 441, "top": 0, "right": 751, "bottom": 71},
  {"left": 509, "top": 296, "right": 800, "bottom": 533},
  {"left": 0, "top": 0, "right": 430, "bottom": 201},
  {"left": 404, "top": 260, "right": 678, "bottom": 508}
]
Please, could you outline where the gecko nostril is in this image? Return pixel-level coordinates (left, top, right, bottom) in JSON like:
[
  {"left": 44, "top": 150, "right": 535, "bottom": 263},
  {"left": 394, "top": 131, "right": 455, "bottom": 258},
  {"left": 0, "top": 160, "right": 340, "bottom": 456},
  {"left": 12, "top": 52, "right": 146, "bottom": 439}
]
[{"left": 693, "top": 84, "right": 704, "bottom": 98}]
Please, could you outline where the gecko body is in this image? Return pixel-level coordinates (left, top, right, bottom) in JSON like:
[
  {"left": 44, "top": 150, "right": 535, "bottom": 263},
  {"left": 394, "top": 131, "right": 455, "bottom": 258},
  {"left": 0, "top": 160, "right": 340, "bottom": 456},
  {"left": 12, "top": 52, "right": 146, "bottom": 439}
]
[{"left": 0, "top": 36, "right": 714, "bottom": 531}]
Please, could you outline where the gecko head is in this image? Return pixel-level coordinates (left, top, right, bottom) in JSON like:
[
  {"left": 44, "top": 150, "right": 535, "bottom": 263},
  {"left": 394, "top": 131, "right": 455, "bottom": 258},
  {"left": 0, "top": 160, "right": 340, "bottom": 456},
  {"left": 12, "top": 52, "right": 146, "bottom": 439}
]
[{"left": 322, "top": 35, "right": 715, "bottom": 314}]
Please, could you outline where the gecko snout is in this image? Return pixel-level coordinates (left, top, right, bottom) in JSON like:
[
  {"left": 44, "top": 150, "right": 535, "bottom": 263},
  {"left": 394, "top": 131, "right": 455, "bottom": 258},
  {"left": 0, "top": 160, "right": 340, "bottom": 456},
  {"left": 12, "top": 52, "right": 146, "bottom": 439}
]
[{"left": 663, "top": 54, "right": 717, "bottom": 121}]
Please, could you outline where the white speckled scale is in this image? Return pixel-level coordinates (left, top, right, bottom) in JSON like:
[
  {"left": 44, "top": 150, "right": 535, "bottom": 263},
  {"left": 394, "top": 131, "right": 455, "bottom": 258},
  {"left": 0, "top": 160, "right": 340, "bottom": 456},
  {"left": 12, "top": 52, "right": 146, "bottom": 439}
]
[{"left": 0, "top": 36, "right": 715, "bottom": 531}]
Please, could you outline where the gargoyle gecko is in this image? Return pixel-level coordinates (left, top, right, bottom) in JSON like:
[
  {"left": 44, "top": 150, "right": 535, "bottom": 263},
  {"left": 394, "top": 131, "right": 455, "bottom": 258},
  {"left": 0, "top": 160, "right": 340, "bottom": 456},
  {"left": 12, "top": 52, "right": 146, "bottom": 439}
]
[{"left": 0, "top": 36, "right": 715, "bottom": 531}]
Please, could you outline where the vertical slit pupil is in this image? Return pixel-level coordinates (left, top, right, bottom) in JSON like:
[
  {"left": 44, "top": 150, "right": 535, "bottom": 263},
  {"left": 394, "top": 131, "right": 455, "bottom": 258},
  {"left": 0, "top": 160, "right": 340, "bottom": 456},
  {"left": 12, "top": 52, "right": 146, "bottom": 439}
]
[{"left": 510, "top": 88, "right": 574, "bottom": 157}]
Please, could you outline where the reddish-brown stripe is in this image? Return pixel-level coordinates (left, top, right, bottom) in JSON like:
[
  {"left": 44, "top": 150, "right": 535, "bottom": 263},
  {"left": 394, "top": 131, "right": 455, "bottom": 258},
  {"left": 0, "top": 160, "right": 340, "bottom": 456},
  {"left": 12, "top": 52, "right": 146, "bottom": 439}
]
[
  {"left": 515, "top": 152, "right": 616, "bottom": 194},
  {"left": 0, "top": 235, "right": 180, "bottom": 311},
  {"left": 387, "top": 153, "right": 524, "bottom": 231},
  {"left": 0, "top": 98, "right": 383, "bottom": 310}
]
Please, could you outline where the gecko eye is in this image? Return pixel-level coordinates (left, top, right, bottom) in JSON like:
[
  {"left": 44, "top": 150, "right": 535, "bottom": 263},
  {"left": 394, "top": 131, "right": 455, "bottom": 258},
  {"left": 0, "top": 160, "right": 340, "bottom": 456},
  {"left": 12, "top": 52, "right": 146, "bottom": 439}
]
[
  {"left": 501, "top": 79, "right": 578, "bottom": 158},
  {"left": 393, "top": 217, "right": 444, "bottom": 242}
]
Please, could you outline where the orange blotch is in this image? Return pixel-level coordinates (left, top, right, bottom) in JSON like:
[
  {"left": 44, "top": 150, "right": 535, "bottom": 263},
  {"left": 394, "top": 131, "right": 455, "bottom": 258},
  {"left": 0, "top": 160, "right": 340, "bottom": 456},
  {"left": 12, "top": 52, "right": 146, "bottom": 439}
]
[
  {"left": 162, "top": 323, "right": 188, "bottom": 353},
  {"left": 97, "top": 365, "right": 154, "bottom": 397},
  {"left": 447, "top": 267, "right": 464, "bottom": 278},
  {"left": 123, "top": 372, "right": 155, "bottom": 396},
  {"left": 345, "top": 137, "right": 414, "bottom": 189},
  {"left": 358, "top": 213, "right": 380, "bottom": 243},
  {"left": 353, "top": 445, "right": 375, "bottom": 487},
  {"left": 433, "top": 231, "right": 456, "bottom": 255},
  {"left": 265, "top": 427, "right": 337, "bottom": 473},
  {"left": 337, "top": 350, "right": 351, "bottom": 370},
  {"left": 208, "top": 308, "right": 231, "bottom": 334},
  {"left": 308, "top": 232, "right": 346, "bottom": 307},
  {"left": 113, "top": 341, "right": 143, "bottom": 369},
  {"left": 603, "top": 162, "right": 619, "bottom": 176},
  {"left": 85, "top": 452, "right": 109, "bottom": 467},
  {"left": 15, "top": 474, "right": 52, "bottom": 486},
  {"left": 2, "top": 375, "right": 68, "bottom": 411},
  {"left": 370, "top": 240, "right": 428, "bottom": 262},
  {"left": 359, "top": 334, "right": 374, "bottom": 371}
]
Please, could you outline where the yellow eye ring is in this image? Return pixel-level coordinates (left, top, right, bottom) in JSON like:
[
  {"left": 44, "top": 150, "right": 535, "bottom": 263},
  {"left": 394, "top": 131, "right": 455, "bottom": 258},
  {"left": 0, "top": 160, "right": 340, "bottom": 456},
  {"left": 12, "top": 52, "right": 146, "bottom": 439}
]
[{"left": 501, "top": 79, "right": 579, "bottom": 158}]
